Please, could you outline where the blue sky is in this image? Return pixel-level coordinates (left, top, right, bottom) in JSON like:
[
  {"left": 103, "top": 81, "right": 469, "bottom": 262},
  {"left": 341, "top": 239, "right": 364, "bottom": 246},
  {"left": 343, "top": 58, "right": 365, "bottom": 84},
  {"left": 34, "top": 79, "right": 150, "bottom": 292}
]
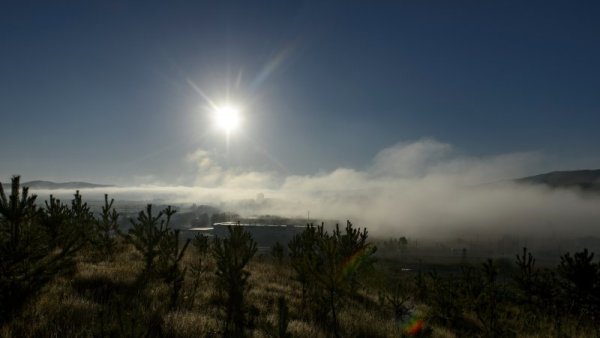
[{"left": 1, "top": 1, "right": 599, "bottom": 185}]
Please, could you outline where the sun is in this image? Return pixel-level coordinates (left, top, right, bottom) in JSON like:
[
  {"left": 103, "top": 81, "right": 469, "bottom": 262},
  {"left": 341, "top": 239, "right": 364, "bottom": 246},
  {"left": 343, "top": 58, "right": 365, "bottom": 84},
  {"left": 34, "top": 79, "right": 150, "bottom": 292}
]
[{"left": 213, "top": 104, "right": 241, "bottom": 133}]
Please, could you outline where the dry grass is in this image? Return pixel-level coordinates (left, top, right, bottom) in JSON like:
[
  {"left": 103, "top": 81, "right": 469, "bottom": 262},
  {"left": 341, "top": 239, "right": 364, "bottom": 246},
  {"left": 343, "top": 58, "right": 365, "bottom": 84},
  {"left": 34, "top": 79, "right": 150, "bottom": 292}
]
[
  {"left": 3, "top": 243, "right": 599, "bottom": 338},
  {"left": 2, "top": 278, "right": 98, "bottom": 337},
  {"left": 163, "top": 311, "right": 220, "bottom": 337}
]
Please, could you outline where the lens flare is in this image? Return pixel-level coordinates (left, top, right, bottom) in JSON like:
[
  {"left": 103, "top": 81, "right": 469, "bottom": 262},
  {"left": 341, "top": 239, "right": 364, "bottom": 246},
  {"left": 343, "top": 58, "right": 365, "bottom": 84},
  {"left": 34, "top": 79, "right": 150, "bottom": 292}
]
[
  {"left": 337, "top": 244, "right": 377, "bottom": 280},
  {"left": 404, "top": 317, "right": 425, "bottom": 336}
]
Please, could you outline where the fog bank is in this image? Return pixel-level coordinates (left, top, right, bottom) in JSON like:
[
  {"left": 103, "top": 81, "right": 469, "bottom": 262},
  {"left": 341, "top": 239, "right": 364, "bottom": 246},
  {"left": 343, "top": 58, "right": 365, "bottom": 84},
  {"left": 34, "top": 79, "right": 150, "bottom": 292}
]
[{"left": 27, "top": 140, "right": 600, "bottom": 239}]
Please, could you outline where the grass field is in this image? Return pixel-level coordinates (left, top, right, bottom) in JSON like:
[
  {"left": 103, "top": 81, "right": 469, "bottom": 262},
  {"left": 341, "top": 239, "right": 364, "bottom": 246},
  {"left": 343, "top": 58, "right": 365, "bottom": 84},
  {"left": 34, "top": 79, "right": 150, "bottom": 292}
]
[{"left": 2, "top": 237, "right": 599, "bottom": 337}]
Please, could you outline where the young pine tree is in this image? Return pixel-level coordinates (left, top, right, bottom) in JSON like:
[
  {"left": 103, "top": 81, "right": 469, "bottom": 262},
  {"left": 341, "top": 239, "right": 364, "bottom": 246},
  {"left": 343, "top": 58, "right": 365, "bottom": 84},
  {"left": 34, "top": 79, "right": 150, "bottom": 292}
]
[
  {"left": 156, "top": 227, "right": 190, "bottom": 309},
  {"left": 39, "top": 195, "right": 70, "bottom": 249},
  {"left": 289, "top": 221, "right": 376, "bottom": 338},
  {"left": 288, "top": 223, "right": 320, "bottom": 311},
  {"left": 212, "top": 224, "right": 258, "bottom": 337},
  {"left": 126, "top": 204, "right": 174, "bottom": 279},
  {"left": 513, "top": 247, "right": 538, "bottom": 306},
  {"left": 558, "top": 248, "right": 600, "bottom": 321},
  {"left": 92, "top": 194, "right": 121, "bottom": 261},
  {"left": 184, "top": 233, "right": 210, "bottom": 309},
  {"left": 0, "top": 176, "right": 82, "bottom": 324},
  {"left": 69, "top": 190, "right": 96, "bottom": 244}
]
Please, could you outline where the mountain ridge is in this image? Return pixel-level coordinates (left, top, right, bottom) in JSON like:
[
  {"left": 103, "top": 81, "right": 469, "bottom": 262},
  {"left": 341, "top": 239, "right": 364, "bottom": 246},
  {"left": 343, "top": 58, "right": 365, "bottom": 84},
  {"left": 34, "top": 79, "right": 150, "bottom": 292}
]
[
  {"left": 516, "top": 169, "right": 600, "bottom": 191},
  {"left": 1, "top": 180, "right": 114, "bottom": 190},
  {"left": 3, "top": 169, "right": 600, "bottom": 191}
]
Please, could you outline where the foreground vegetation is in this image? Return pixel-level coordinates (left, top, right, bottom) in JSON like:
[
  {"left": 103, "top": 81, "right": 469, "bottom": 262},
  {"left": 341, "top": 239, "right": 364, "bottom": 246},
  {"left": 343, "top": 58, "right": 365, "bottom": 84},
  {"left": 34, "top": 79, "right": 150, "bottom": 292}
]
[{"left": 1, "top": 176, "right": 599, "bottom": 337}]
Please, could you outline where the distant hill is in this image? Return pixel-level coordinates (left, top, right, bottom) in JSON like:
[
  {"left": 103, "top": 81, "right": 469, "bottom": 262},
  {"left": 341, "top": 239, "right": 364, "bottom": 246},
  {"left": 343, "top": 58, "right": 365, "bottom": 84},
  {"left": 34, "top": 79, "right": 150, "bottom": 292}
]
[
  {"left": 2, "top": 180, "right": 114, "bottom": 190},
  {"left": 516, "top": 170, "right": 600, "bottom": 191}
]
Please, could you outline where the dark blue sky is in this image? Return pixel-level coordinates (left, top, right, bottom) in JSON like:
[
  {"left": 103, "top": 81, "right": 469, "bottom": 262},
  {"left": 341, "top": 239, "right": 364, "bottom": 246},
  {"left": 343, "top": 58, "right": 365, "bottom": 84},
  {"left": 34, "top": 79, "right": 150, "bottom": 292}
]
[{"left": 1, "top": 1, "right": 599, "bottom": 184}]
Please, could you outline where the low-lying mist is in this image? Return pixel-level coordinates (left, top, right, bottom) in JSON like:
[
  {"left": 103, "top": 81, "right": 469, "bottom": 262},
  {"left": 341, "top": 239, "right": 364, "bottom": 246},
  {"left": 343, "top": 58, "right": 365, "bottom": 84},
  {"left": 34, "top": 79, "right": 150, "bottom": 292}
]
[{"left": 28, "top": 139, "right": 600, "bottom": 240}]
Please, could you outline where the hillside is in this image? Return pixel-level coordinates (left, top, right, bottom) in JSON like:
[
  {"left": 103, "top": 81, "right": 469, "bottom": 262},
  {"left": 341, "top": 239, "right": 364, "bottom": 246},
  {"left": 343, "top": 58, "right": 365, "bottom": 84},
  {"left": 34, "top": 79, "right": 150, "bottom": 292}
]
[
  {"left": 516, "top": 169, "right": 600, "bottom": 191},
  {"left": 2, "top": 180, "right": 114, "bottom": 190}
]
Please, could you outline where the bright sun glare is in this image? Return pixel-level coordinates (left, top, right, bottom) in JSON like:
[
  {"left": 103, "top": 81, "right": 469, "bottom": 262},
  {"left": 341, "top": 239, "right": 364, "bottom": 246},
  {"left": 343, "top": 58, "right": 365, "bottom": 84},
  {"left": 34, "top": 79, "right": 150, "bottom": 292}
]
[{"left": 214, "top": 105, "right": 241, "bottom": 133}]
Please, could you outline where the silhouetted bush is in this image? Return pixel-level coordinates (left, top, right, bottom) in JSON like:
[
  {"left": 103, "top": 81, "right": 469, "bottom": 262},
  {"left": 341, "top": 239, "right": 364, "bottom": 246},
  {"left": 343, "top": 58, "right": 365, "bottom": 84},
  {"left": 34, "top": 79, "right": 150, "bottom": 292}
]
[
  {"left": 69, "top": 190, "right": 96, "bottom": 242},
  {"left": 126, "top": 204, "right": 190, "bottom": 310},
  {"left": 289, "top": 221, "right": 376, "bottom": 338},
  {"left": 212, "top": 224, "right": 258, "bottom": 337},
  {"left": 513, "top": 247, "right": 537, "bottom": 305},
  {"left": 385, "top": 280, "right": 411, "bottom": 323},
  {"left": 157, "top": 227, "right": 190, "bottom": 309},
  {"left": 91, "top": 194, "right": 121, "bottom": 261},
  {"left": 184, "top": 233, "right": 211, "bottom": 309},
  {"left": 0, "top": 176, "right": 84, "bottom": 324},
  {"left": 558, "top": 248, "right": 600, "bottom": 333},
  {"left": 126, "top": 204, "right": 174, "bottom": 279},
  {"left": 427, "top": 271, "right": 464, "bottom": 327},
  {"left": 288, "top": 223, "right": 320, "bottom": 312},
  {"left": 473, "top": 259, "right": 507, "bottom": 338}
]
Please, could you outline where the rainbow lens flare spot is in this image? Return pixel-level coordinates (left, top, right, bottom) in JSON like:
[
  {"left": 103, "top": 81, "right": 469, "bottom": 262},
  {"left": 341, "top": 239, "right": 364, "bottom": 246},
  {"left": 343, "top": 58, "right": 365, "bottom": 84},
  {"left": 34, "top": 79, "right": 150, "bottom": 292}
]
[{"left": 404, "top": 318, "right": 424, "bottom": 336}]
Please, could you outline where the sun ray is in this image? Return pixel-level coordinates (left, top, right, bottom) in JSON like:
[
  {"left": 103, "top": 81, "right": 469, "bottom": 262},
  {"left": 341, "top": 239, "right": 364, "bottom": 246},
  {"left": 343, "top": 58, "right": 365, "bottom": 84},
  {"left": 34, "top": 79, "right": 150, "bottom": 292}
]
[{"left": 187, "top": 79, "right": 218, "bottom": 110}]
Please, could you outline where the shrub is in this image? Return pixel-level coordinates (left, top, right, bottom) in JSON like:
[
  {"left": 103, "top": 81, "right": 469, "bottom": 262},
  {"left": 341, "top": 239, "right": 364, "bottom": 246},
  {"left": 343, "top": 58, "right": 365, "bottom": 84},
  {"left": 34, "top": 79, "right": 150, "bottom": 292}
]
[
  {"left": 289, "top": 221, "right": 376, "bottom": 338},
  {"left": 385, "top": 281, "right": 411, "bottom": 323},
  {"left": 184, "top": 233, "right": 211, "bottom": 309},
  {"left": 156, "top": 227, "right": 190, "bottom": 309},
  {"left": 69, "top": 190, "right": 96, "bottom": 242},
  {"left": 513, "top": 247, "right": 537, "bottom": 305},
  {"left": 0, "top": 176, "right": 83, "bottom": 324},
  {"left": 427, "top": 271, "right": 463, "bottom": 327},
  {"left": 92, "top": 194, "right": 121, "bottom": 261},
  {"left": 212, "top": 224, "right": 258, "bottom": 337},
  {"left": 558, "top": 248, "right": 600, "bottom": 332},
  {"left": 126, "top": 204, "right": 190, "bottom": 309},
  {"left": 126, "top": 204, "right": 174, "bottom": 278},
  {"left": 288, "top": 223, "right": 320, "bottom": 311},
  {"left": 473, "top": 259, "right": 504, "bottom": 338}
]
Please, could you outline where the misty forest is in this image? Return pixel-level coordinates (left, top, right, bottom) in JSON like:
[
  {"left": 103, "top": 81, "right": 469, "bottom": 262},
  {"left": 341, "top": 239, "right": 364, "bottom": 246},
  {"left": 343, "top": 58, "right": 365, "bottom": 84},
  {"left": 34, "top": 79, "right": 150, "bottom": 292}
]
[{"left": 1, "top": 175, "right": 599, "bottom": 337}]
